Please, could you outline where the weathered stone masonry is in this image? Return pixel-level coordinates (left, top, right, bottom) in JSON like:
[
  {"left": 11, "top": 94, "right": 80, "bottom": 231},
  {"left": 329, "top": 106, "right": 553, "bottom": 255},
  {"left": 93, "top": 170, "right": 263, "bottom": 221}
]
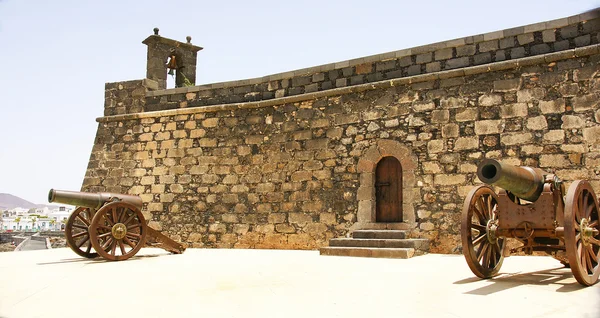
[{"left": 83, "top": 12, "right": 600, "bottom": 253}]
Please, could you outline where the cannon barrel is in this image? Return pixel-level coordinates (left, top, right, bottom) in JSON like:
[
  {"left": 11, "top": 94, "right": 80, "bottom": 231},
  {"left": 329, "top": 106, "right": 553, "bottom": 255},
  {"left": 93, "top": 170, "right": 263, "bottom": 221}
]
[
  {"left": 476, "top": 159, "right": 547, "bottom": 202},
  {"left": 48, "top": 189, "right": 143, "bottom": 210}
]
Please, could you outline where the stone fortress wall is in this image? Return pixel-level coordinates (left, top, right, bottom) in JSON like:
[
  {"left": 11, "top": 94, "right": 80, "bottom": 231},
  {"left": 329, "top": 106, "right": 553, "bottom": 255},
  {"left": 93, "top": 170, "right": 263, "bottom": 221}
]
[{"left": 84, "top": 10, "right": 600, "bottom": 253}]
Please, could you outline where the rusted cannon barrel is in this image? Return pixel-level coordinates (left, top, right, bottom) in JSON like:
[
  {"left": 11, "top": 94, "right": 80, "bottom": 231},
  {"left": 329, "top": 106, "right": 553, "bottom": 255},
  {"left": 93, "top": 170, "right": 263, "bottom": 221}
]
[
  {"left": 476, "top": 159, "right": 547, "bottom": 202},
  {"left": 48, "top": 189, "right": 143, "bottom": 210}
]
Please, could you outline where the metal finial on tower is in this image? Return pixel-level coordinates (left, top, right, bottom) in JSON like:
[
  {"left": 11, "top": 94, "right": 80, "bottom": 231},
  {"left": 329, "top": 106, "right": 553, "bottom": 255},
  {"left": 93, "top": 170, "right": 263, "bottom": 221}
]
[
  {"left": 186, "top": 36, "right": 192, "bottom": 44},
  {"left": 153, "top": 27, "right": 159, "bottom": 35}
]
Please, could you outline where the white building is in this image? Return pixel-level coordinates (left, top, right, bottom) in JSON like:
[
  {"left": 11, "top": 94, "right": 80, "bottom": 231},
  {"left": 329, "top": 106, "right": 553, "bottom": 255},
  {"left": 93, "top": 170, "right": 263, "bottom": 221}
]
[{"left": 1, "top": 205, "right": 73, "bottom": 232}]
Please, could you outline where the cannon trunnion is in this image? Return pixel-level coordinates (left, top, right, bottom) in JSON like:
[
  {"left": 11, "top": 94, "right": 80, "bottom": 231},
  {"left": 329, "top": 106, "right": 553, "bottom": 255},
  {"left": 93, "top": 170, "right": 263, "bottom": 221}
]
[
  {"left": 461, "top": 160, "right": 600, "bottom": 286},
  {"left": 49, "top": 189, "right": 185, "bottom": 261}
]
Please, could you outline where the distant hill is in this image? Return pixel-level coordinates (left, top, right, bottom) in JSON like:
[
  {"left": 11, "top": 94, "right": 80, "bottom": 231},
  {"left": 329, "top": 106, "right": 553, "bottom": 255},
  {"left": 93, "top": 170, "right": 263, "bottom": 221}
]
[{"left": 0, "top": 193, "right": 39, "bottom": 210}]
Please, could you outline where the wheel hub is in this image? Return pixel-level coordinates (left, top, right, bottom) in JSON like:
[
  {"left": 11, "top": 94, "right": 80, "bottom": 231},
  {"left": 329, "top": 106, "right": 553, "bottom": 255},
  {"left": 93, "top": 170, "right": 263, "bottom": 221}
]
[
  {"left": 111, "top": 223, "right": 127, "bottom": 240},
  {"left": 486, "top": 219, "right": 499, "bottom": 244}
]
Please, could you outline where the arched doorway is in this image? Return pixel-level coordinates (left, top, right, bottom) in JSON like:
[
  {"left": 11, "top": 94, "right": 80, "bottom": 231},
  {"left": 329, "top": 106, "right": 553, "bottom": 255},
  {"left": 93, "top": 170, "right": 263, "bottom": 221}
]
[{"left": 375, "top": 156, "right": 403, "bottom": 222}]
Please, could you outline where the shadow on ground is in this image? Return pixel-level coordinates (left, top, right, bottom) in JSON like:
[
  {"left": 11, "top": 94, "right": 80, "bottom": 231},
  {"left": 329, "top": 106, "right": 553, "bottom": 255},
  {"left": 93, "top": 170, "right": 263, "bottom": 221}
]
[
  {"left": 454, "top": 266, "right": 588, "bottom": 294},
  {"left": 36, "top": 253, "right": 169, "bottom": 265}
]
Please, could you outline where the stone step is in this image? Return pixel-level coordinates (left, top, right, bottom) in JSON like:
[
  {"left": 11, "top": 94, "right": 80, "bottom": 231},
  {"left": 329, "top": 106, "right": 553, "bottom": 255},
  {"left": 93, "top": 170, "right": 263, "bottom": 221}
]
[
  {"left": 352, "top": 230, "right": 408, "bottom": 239},
  {"left": 320, "top": 247, "right": 415, "bottom": 259},
  {"left": 329, "top": 238, "right": 429, "bottom": 254}
]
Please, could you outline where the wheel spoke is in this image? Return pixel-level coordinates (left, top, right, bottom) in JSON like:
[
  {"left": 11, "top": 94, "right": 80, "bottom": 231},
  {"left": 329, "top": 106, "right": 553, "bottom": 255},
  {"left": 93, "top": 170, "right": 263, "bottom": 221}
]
[
  {"left": 104, "top": 214, "right": 114, "bottom": 226},
  {"left": 585, "top": 245, "right": 597, "bottom": 267},
  {"left": 98, "top": 232, "right": 112, "bottom": 239},
  {"left": 589, "top": 220, "right": 598, "bottom": 228},
  {"left": 85, "top": 243, "right": 92, "bottom": 254},
  {"left": 589, "top": 237, "right": 600, "bottom": 247},
  {"left": 123, "top": 213, "right": 136, "bottom": 226},
  {"left": 73, "top": 224, "right": 88, "bottom": 230},
  {"left": 119, "top": 241, "right": 126, "bottom": 255},
  {"left": 127, "top": 224, "right": 142, "bottom": 230},
  {"left": 472, "top": 234, "right": 486, "bottom": 247},
  {"left": 477, "top": 243, "right": 488, "bottom": 262},
  {"left": 76, "top": 236, "right": 89, "bottom": 248},
  {"left": 101, "top": 237, "right": 114, "bottom": 250},
  {"left": 486, "top": 196, "right": 493, "bottom": 220},
  {"left": 112, "top": 207, "right": 118, "bottom": 225},
  {"left": 482, "top": 244, "right": 491, "bottom": 268},
  {"left": 471, "top": 223, "right": 486, "bottom": 232},
  {"left": 76, "top": 214, "right": 90, "bottom": 227},
  {"left": 585, "top": 203, "right": 594, "bottom": 220},
  {"left": 72, "top": 231, "right": 88, "bottom": 239},
  {"left": 110, "top": 240, "right": 117, "bottom": 256},
  {"left": 123, "top": 236, "right": 137, "bottom": 249},
  {"left": 126, "top": 232, "right": 141, "bottom": 239}
]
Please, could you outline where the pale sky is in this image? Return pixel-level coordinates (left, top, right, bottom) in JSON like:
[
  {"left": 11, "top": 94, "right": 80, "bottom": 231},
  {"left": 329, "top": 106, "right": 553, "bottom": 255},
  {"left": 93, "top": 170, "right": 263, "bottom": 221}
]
[{"left": 0, "top": 0, "right": 598, "bottom": 204}]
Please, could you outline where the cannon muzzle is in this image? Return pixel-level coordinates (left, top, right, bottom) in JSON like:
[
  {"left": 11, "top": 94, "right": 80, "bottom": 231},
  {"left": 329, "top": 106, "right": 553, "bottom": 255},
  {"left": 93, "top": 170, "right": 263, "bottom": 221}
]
[
  {"left": 477, "top": 159, "right": 547, "bottom": 202},
  {"left": 48, "top": 189, "right": 143, "bottom": 210}
]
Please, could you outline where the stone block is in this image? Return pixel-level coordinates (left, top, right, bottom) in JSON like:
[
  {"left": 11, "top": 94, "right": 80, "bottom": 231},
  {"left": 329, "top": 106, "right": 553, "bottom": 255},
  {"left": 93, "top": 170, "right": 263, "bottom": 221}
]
[
  {"left": 435, "top": 48, "right": 453, "bottom": 60},
  {"left": 500, "top": 103, "right": 527, "bottom": 118},
  {"left": 499, "top": 37, "right": 515, "bottom": 49},
  {"left": 475, "top": 120, "right": 503, "bottom": 135},
  {"left": 474, "top": 53, "right": 491, "bottom": 65},
  {"left": 478, "top": 94, "right": 502, "bottom": 106},
  {"left": 526, "top": 116, "right": 548, "bottom": 130},
  {"left": 456, "top": 45, "right": 476, "bottom": 57},
  {"left": 530, "top": 44, "right": 550, "bottom": 55},
  {"left": 434, "top": 174, "right": 466, "bottom": 185},
  {"left": 413, "top": 102, "right": 435, "bottom": 112},
  {"left": 540, "top": 154, "right": 570, "bottom": 168},
  {"left": 427, "top": 140, "right": 445, "bottom": 153},
  {"left": 511, "top": 47, "right": 525, "bottom": 59},
  {"left": 445, "top": 57, "right": 469, "bottom": 69},
  {"left": 501, "top": 133, "right": 532, "bottom": 146},
  {"left": 454, "top": 137, "right": 479, "bottom": 150},
  {"left": 559, "top": 25, "right": 579, "bottom": 39},
  {"left": 561, "top": 115, "right": 585, "bottom": 129},
  {"left": 583, "top": 127, "right": 600, "bottom": 144},
  {"left": 416, "top": 53, "right": 433, "bottom": 64},
  {"left": 455, "top": 108, "right": 478, "bottom": 122},
  {"left": 521, "top": 145, "right": 543, "bottom": 154},
  {"left": 539, "top": 99, "right": 565, "bottom": 114},
  {"left": 478, "top": 40, "right": 498, "bottom": 52},
  {"left": 493, "top": 78, "right": 520, "bottom": 92},
  {"left": 517, "top": 88, "right": 545, "bottom": 102},
  {"left": 422, "top": 161, "right": 442, "bottom": 174},
  {"left": 407, "top": 65, "right": 421, "bottom": 76},
  {"left": 335, "top": 78, "right": 347, "bottom": 88},
  {"left": 426, "top": 62, "right": 441, "bottom": 73},
  {"left": 572, "top": 94, "right": 598, "bottom": 112},
  {"left": 431, "top": 110, "right": 450, "bottom": 123},
  {"left": 442, "top": 123, "right": 459, "bottom": 138},
  {"left": 517, "top": 33, "right": 534, "bottom": 45},
  {"left": 543, "top": 130, "right": 565, "bottom": 143},
  {"left": 553, "top": 40, "right": 570, "bottom": 52}
]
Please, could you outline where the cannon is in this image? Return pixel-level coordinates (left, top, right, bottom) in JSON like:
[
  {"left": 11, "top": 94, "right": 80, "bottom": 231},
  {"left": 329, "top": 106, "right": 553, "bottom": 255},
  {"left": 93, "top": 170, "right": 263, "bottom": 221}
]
[
  {"left": 48, "top": 189, "right": 185, "bottom": 261},
  {"left": 461, "top": 159, "right": 600, "bottom": 286}
]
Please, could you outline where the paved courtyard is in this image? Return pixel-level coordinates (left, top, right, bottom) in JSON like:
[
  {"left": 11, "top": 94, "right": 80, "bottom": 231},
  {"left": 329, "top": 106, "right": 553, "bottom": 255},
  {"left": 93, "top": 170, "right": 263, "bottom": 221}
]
[{"left": 1, "top": 248, "right": 598, "bottom": 318}]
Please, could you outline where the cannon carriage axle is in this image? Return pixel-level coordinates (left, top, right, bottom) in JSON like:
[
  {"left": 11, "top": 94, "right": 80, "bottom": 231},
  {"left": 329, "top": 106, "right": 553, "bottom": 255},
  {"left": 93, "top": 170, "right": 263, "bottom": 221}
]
[
  {"left": 49, "top": 189, "right": 185, "bottom": 261},
  {"left": 461, "top": 159, "right": 600, "bottom": 286}
]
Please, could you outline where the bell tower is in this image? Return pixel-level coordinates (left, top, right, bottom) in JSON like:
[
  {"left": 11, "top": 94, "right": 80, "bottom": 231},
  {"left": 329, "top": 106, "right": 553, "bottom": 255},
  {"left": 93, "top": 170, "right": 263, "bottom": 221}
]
[{"left": 142, "top": 28, "right": 203, "bottom": 90}]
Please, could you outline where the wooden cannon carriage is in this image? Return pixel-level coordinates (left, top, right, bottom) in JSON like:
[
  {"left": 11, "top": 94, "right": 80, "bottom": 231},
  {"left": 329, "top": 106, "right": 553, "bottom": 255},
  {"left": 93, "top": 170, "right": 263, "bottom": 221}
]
[
  {"left": 48, "top": 189, "right": 185, "bottom": 261},
  {"left": 461, "top": 159, "right": 600, "bottom": 286}
]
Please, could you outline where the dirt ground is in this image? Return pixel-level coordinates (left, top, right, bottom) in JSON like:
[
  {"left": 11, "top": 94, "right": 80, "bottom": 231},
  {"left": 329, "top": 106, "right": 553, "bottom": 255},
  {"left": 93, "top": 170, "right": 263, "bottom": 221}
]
[{"left": 0, "top": 243, "right": 15, "bottom": 252}]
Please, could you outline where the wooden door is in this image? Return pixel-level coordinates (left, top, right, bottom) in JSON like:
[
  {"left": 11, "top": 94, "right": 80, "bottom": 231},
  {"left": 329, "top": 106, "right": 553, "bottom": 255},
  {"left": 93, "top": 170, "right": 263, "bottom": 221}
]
[{"left": 375, "top": 156, "right": 403, "bottom": 222}]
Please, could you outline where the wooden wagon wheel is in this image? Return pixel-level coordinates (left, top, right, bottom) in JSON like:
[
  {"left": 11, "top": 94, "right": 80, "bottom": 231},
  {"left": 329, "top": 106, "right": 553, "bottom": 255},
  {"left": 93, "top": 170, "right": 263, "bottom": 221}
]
[
  {"left": 461, "top": 185, "right": 506, "bottom": 278},
  {"left": 564, "top": 180, "right": 600, "bottom": 286},
  {"left": 89, "top": 201, "right": 147, "bottom": 261},
  {"left": 65, "top": 207, "right": 98, "bottom": 258}
]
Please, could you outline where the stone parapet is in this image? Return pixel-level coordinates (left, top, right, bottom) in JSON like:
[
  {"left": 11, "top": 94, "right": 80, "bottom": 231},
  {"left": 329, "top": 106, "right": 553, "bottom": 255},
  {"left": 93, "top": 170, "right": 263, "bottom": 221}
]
[{"left": 142, "top": 10, "right": 600, "bottom": 112}]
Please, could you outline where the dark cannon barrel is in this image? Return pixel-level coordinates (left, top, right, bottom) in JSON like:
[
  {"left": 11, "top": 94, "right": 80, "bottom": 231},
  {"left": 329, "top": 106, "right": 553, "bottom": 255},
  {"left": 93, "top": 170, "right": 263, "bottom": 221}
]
[
  {"left": 48, "top": 189, "right": 143, "bottom": 210},
  {"left": 477, "top": 159, "right": 547, "bottom": 202}
]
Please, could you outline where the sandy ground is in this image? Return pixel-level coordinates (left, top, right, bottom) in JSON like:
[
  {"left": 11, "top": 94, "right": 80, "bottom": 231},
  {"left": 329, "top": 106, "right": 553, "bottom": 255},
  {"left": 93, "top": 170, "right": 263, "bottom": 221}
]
[{"left": 0, "top": 248, "right": 598, "bottom": 318}]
